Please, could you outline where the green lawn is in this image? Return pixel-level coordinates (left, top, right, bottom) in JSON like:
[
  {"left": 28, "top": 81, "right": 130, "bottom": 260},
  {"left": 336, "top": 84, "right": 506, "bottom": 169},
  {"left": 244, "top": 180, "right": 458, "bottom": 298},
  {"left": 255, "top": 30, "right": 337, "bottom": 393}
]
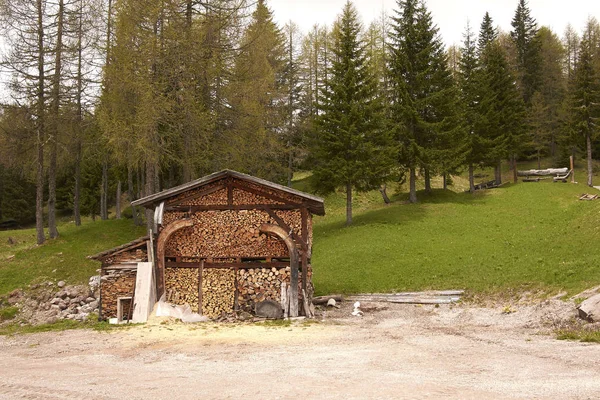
[{"left": 310, "top": 176, "right": 600, "bottom": 297}]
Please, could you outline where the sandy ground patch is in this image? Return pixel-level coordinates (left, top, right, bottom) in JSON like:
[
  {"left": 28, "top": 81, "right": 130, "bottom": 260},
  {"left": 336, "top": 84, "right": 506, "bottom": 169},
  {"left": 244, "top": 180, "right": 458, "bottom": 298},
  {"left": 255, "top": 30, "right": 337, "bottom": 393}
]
[{"left": 1, "top": 300, "right": 599, "bottom": 399}]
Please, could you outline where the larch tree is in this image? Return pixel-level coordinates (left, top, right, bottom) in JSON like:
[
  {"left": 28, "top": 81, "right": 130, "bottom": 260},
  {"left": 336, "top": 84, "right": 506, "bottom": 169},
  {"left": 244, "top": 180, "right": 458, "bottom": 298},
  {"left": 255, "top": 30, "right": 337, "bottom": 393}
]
[{"left": 311, "top": 1, "right": 395, "bottom": 226}]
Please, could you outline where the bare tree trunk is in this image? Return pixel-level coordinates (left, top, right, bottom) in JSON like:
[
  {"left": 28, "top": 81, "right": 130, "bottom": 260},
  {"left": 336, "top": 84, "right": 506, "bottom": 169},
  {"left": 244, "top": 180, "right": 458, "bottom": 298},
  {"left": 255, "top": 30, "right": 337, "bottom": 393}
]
[
  {"left": 424, "top": 168, "right": 431, "bottom": 193},
  {"left": 35, "top": 0, "right": 45, "bottom": 245},
  {"left": 100, "top": 160, "right": 108, "bottom": 220},
  {"left": 115, "top": 180, "right": 121, "bottom": 219},
  {"left": 469, "top": 164, "right": 475, "bottom": 193},
  {"left": 48, "top": 0, "right": 64, "bottom": 240},
  {"left": 587, "top": 133, "right": 593, "bottom": 187},
  {"left": 512, "top": 155, "right": 518, "bottom": 183},
  {"left": 345, "top": 182, "right": 352, "bottom": 226},
  {"left": 495, "top": 161, "right": 502, "bottom": 185},
  {"left": 379, "top": 184, "right": 391, "bottom": 204},
  {"left": 409, "top": 167, "right": 417, "bottom": 203},
  {"left": 127, "top": 164, "right": 140, "bottom": 226},
  {"left": 443, "top": 173, "right": 448, "bottom": 190},
  {"left": 74, "top": 0, "right": 84, "bottom": 227},
  {"left": 0, "top": 164, "right": 4, "bottom": 221}
]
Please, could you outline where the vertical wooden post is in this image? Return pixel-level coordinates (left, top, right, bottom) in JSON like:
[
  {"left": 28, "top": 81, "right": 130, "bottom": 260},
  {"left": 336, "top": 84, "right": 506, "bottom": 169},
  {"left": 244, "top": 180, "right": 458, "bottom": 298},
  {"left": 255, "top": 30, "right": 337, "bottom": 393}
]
[
  {"left": 570, "top": 155, "right": 575, "bottom": 183},
  {"left": 198, "top": 260, "right": 203, "bottom": 315}
]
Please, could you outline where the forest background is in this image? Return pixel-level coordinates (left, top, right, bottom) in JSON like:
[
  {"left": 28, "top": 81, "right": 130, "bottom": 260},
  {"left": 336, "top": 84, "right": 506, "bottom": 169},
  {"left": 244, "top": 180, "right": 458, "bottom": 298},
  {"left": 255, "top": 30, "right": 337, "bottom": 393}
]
[{"left": 0, "top": 0, "right": 599, "bottom": 240}]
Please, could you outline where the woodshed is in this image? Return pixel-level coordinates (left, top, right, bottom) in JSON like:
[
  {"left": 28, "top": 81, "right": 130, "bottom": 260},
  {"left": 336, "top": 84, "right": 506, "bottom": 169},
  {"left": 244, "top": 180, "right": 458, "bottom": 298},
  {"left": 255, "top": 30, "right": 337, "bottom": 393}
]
[{"left": 90, "top": 170, "right": 325, "bottom": 321}]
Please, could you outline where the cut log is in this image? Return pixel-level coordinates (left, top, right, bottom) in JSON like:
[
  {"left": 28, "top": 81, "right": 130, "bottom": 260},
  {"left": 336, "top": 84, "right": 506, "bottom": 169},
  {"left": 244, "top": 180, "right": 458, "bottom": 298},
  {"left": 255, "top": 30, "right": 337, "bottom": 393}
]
[
  {"left": 312, "top": 295, "right": 343, "bottom": 305},
  {"left": 517, "top": 168, "right": 568, "bottom": 177}
]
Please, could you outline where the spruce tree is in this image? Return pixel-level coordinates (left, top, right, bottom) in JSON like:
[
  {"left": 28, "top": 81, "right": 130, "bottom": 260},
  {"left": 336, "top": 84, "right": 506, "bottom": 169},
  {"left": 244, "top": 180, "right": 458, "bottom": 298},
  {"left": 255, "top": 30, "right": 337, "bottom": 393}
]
[
  {"left": 477, "top": 41, "right": 527, "bottom": 184},
  {"left": 311, "top": 1, "right": 395, "bottom": 226},
  {"left": 389, "top": 0, "right": 461, "bottom": 201},
  {"left": 572, "top": 31, "right": 600, "bottom": 187},
  {"left": 510, "top": 0, "right": 541, "bottom": 104},
  {"left": 459, "top": 22, "right": 486, "bottom": 193},
  {"left": 478, "top": 12, "right": 497, "bottom": 55}
]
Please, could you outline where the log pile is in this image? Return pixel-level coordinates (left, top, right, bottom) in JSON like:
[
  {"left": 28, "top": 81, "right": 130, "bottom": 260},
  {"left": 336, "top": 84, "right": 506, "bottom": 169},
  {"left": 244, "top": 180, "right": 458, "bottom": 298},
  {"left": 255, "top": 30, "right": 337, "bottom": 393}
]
[
  {"left": 180, "top": 188, "right": 228, "bottom": 206},
  {"left": 236, "top": 266, "right": 312, "bottom": 312},
  {"left": 165, "top": 267, "right": 199, "bottom": 312},
  {"left": 202, "top": 269, "right": 235, "bottom": 318},
  {"left": 162, "top": 209, "right": 303, "bottom": 259},
  {"left": 232, "top": 188, "right": 283, "bottom": 205},
  {"left": 100, "top": 270, "right": 136, "bottom": 319},
  {"left": 234, "top": 182, "right": 303, "bottom": 205},
  {"left": 167, "top": 182, "right": 224, "bottom": 206}
]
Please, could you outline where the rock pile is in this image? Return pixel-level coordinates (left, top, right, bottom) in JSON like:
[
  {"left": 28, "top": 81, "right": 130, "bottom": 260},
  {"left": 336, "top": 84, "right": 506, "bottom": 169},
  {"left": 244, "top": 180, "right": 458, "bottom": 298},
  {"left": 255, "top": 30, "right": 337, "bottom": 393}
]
[{"left": 8, "top": 276, "right": 101, "bottom": 325}]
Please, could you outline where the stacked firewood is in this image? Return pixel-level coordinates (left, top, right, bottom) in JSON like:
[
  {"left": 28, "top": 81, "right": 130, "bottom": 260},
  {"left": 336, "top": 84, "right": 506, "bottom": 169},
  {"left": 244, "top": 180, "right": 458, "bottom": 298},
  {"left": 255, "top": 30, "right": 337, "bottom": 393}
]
[
  {"left": 182, "top": 188, "right": 228, "bottom": 206},
  {"left": 165, "top": 268, "right": 199, "bottom": 312},
  {"left": 202, "top": 269, "right": 235, "bottom": 318},
  {"left": 236, "top": 267, "right": 312, "bottom": 311},
  {"left": 232, "top": 188, "right": 282, "bottom": 205},
  {"left": 162, "top": 209, "right": 303, "bottom": 259},
  {"left": 100, "top": 270, "right": 136, "bottom": 318},
  {"left": 104, "top": 248, "right": 147, "bottom": 265},
  {"left": 234, "top": 182, "right": 302, "bottom": 205}
]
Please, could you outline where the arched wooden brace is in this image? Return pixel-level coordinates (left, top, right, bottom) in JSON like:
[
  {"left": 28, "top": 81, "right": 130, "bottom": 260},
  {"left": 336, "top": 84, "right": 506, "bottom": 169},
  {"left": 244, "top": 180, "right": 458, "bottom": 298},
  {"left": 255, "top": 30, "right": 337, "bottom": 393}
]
[
  {"left": 260, "top": 223, "right": 300, "bottom": 317},
  {"left": 155, "top": 219, "right": 194, "bottom": 298}
]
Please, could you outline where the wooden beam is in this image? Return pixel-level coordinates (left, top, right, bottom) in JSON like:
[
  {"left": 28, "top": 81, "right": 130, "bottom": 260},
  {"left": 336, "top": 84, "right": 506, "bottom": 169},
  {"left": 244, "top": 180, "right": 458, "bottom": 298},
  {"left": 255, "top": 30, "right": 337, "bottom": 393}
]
[
  {"left": 198, "top": 260, "right": 203, "bottom": 316},
  {"left": 300, "top": 207, "right": 309, "bottom": 294},
  {"left": 262, "top": 206, "right": 307, "bottom": 249},
  {"left": 227, "top": 180, "right": 233, "bottom": 205},
  {"left": 165, "top": 261, "right": 289, "bottom": 269},
  {"left": 165, "top": 204, "right": 301, "bottom": 212}
]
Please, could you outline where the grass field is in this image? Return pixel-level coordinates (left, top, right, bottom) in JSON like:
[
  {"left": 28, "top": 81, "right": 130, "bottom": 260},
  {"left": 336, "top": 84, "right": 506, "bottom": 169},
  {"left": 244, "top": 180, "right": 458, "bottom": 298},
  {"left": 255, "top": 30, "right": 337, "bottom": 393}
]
[{"left": 1, "top": 164, "right": 600, "bottom": 300}]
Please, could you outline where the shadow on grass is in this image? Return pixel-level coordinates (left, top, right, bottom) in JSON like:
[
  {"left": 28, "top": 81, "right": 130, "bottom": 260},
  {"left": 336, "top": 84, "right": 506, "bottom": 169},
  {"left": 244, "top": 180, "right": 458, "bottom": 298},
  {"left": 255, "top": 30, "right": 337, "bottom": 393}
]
[{"left": 315, "top": 187, "right": 493, "bottom": 237}]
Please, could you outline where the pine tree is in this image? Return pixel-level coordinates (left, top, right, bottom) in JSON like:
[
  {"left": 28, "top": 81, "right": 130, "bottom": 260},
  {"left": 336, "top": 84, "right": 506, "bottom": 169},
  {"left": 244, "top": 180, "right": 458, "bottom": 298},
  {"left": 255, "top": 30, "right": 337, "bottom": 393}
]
[
  {"left": 388, "top": 0, "right": 461, "bottom": 202},
  {"left": 510, "top": 0, "right": 541, "bottom": 104},
  {"left": 311, "top": 1, "right": 395, "bottom": 226}
]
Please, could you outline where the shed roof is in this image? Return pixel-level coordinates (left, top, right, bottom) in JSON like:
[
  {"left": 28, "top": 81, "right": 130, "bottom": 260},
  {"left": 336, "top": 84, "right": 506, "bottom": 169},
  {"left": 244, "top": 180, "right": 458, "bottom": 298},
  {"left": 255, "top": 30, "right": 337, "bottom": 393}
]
[
  {"left": 88, "top": 236, "right": 149, "bottom": 261},
  {"left": 131, "top": 169, "right": 325, "bottom": 215}
]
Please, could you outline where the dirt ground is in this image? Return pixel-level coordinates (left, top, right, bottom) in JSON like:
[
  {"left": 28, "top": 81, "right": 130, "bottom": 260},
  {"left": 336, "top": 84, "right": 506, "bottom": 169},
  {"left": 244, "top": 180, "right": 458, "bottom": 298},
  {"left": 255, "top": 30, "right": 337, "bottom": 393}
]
[{"left": 1, "top": 300, "right": 599, "bottom": 400}]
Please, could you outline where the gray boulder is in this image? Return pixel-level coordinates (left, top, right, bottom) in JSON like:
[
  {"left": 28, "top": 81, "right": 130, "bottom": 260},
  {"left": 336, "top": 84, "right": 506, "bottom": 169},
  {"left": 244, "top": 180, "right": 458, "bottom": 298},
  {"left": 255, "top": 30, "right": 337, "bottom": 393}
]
[
  {"left": 578, "top": 294, "right": 600, "bottom": 322},
  {"left": 255, "top": 300, "right": 283, "bottom": 319}
]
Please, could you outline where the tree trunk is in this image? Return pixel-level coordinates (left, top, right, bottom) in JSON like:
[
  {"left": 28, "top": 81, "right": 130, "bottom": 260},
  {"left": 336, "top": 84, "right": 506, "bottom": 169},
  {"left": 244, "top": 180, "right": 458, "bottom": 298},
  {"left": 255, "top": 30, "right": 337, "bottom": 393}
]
[
  {"left": 512, "top": 155, "right": 518, "bottom": 183},
  {"left": 495, "top": 161, "right": 502, "bottom": 185},
  {"left": 287, "top": 143, "right": 293, "bottom": 188},
  {"left": 345, "top": 182, "right": 352, "bottom": 226},
  {"left": 469, "top": 164, "right": 475, "bottom": 193},
  {"left": 379, "top": 184, "right": 391, "bottom": 204},
  {"left": 101, "top": 160, "right": 108, "bottom": 220},
  {"left": 74, "top": 0, "right": 84, "bottom": 227},
  {"left": 424, "top": 168, "right": 431, "bottom": 193},
  {"left": 48, "top": 0, "right": 64, "bottom": 240},
  {"left": 587, "top": 133, "right": 593, "bottom": 187},
  {"left": 127, "top": 164, "right": 140, "bottom": 226},
  {"left": 115, "top": 180, "right": 121, "bottom": 219},
  {"left": 35, "top": 0, "right": 45, "bottom": 245},
  {"left": 443, "top": 173, "right": 448, "bottom": 190},
  {"left": 0, "top": 164, "right": 3, "bottom": 221},
  {"left": 409, "top": 167, "right": 417, "bottom": 203}
]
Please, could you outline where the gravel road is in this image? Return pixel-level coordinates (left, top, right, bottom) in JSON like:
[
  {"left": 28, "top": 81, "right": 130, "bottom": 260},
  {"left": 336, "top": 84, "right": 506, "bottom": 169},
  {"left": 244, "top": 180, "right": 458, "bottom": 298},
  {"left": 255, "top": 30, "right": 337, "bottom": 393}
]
[{"left": 1, "top": 300, "right": 599, "bottom": 399}]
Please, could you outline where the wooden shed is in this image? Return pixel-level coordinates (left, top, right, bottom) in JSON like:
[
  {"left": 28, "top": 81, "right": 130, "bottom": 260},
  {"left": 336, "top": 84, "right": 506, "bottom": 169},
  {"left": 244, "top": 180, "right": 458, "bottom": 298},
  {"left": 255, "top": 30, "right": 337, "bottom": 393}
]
[{"left": 91, "top": 170, "right": 325, "bottom": 321}]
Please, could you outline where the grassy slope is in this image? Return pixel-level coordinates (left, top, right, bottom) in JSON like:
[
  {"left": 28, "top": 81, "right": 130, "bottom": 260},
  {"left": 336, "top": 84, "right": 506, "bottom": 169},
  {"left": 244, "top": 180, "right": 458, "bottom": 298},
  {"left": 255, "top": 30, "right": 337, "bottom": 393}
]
[
  {"left": 309, "top": 176, "right": 600, "bottom": 297},
  {"left": 0, "top": 219, "right": 146, "bottom": 296},
  {"left": 1, "top": 165, "right": 599, "bottom": 299}
]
